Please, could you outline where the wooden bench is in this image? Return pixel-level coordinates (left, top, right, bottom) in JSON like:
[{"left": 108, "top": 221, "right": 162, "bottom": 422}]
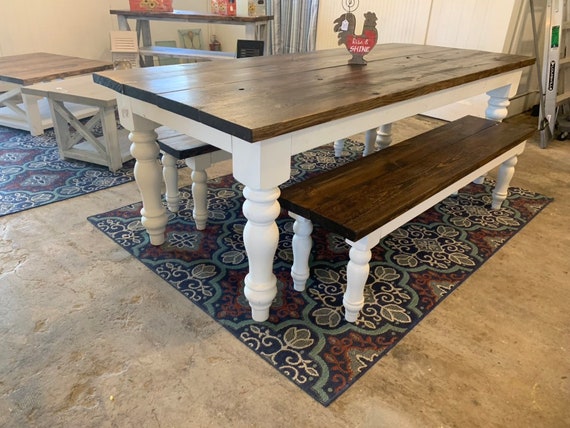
[
  {"left": 279, "top": 115, "right": 536, "bottom": 323},
  {"left": 156, "top": 128, "right": 231, "bottom": 230}
]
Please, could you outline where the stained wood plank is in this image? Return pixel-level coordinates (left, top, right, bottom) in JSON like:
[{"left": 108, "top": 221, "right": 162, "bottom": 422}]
[
  {"left": 278, "top": 116, "right": 536, "bottom": 241},
  {"left": 157, "top": 133, "right": 220, "bottom": 158},
  {"left": 0, "top": 53, "right": 112, "bottom": 85}
]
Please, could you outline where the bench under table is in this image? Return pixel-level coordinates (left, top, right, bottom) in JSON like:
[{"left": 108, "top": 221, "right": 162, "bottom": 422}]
[{"left": 279, "top": 115, "right": 536, "bottom": 322}]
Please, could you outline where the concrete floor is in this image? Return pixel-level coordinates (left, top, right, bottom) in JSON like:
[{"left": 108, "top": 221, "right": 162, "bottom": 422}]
[{"left": 0, "top": 112, "right": 569, "bottom": 428}]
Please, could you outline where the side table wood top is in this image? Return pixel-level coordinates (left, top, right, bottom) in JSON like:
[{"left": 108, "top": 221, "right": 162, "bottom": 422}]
[{"left": 0, "top": 53, "right": 112, "bottom": 86}]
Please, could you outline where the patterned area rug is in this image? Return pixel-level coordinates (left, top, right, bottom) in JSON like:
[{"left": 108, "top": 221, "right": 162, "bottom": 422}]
[
  {"left": 88, "top": 140, "right": 552, "bottom": 406},
  {"left": 0, "top": 125, "right": 134, "bottom": 216}
]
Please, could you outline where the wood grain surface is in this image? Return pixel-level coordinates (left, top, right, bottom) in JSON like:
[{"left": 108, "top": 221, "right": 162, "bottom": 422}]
[
  {"left": 94, "top": 44, "right": 534, "bottom": 142},
  {"left": 0, "top": 53, "right": 112, "bottom": 85},
  {"left": 278, "top": 116, "right": 536, "bottom": 241}
]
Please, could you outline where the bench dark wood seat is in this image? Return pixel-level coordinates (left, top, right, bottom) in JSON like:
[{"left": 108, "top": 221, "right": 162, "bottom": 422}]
[
  {"left": 156, "top": 128, "right": 230, "bottom": 230},
  {"left": 279, "top": 115, "right": 535, "bottom": 322}
]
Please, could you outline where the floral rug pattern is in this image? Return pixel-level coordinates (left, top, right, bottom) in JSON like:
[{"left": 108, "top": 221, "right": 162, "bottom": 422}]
[
  {"left": 88, "top": 140, "right": 552, "bottom": 406},
  {"left": 0, "top": 125, "right": 134, "bottom": 216}
]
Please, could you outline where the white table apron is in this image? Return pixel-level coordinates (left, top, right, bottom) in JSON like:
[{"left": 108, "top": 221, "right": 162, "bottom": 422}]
[{"left": 115, "top": 68, "right": 524, "bottom": 322}]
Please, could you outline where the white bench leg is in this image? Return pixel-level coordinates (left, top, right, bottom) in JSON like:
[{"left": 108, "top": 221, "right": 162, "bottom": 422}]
[
  {"left": 492, "top": 155, "right": 518, "bottom": 209},
  {"left": 290, "top": 213, "right": 313, "bottom": 291},
  {"left": 363, "top": 128, "right": 377, "bottom": 156},
  {"left": 186, "top": 155, "right": 213, "bottom": 231},
  {"left": 333, "top": 139, "right": 345, "bottom": 157},
  {"left": 344, "top": 234, "right": 381, "bottom": 322},
  {"left": 333, "top": 124, "right": 390, "bottom": 158},
  {"left": 161, "top": 152, "right": 180, "bottom": 212},
  {"left": 191, "top": 169, "right": 208, "bottom": 230}
]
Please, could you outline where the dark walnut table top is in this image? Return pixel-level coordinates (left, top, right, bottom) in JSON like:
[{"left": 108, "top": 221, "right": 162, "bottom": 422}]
[
  {"left": 94, "top": 44, "right": 534, "bottom": 143},
  {"left": 0, "top": 52, "right": 112, "bottom": 86}
]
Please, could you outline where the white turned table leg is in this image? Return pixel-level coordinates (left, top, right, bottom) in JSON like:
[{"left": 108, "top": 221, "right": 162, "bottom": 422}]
[
  {"left": 290, "top": 213, "right": 313, "bottom": 291},
  {"left": 333, "top": 139, "right": 345, "bottom": 157},
  {"left": 130, "top": 128, "right": 168, "bottom": 245},
  {"left": 161, "top": 153, "right": 179, "bottom": 212},
  {"left": 242, "top": 186, "right": 282, "bottom": 322},
  {"left": 376, "top": 123, "right": 393, "bottom": 150},
  {"left": 492, "top": 155, "right": 518, "bottom": 209},
  {"left": 486, "top": 85, "right": 512, "bottom": 122},
  {"left": 478, "top": 85, "right": 514, "bottom": 184}
]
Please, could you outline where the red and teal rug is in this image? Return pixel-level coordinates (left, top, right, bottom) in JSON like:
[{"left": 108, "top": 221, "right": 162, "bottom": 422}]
[
  {"left": 88, "top": 140, "right": 552, "bottom": 406},
  {"left": 0, "top": 125, "right": 134, "bottom": 216}
]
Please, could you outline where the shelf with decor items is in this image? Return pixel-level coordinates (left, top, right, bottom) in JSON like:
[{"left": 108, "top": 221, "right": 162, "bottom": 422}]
[{"left": 110, "top": 8, "right": 273, "bottom": 66}]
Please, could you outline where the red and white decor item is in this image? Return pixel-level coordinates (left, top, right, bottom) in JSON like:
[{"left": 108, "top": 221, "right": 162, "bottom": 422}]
[
  {"left": 129, "top": 0, "right": 173, "bottom": 12},
  {"left": 333, "top": 0, "right": 378, "bottom": 65},
  {"left": 211, "top": 0, "right": 236, "bottom": 16}
]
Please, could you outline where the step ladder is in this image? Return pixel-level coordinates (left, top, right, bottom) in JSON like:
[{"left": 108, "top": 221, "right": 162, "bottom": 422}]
[{"left": 539, "top": 0, "right": 570, "bottom": 145}]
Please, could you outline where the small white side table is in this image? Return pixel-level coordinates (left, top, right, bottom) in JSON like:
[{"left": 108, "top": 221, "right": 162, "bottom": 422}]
[{"left": 21, "top": 75, "right": 131, "bottom": 172}]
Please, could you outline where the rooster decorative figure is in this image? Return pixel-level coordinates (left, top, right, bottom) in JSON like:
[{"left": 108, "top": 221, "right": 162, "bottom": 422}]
[{"left": 333, "top": 11, "right": 378, "bottom": 65}]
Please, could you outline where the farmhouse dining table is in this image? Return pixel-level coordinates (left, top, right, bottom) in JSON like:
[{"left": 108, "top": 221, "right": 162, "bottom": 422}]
[{"left": 93, "top": 43, "right": 534, "bottom": 322}]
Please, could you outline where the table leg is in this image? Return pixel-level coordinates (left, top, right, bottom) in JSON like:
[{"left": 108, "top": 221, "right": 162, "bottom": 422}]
[
  {"left": 47, "top": 99, "right": 72, "bottom": 159},
  {"left": 130, "top": 126, "right": 168, "bottom": 245},
  {"left": 476, "top": 84, "right": 514, "bottom": 184},
  {"left": 0, "top": 87, "right": 29, "bottom": 131},
  {"left": 242, "top": 186, "right": 281, "bottom": 321},
  {"left": 117, "top": 100, "right": 167, "bottom": 245},
  {"left": 21, "top": 92, "right": 44, "bottom": 136},
  {"left": 376, "top": 123, "right": 393, "bottom": 150},
  {"left": 486, "top": 84, "right": 513, "bottom": 122},
  {"left": 233, "top": 138, "right": 291, "bottom": 321}
]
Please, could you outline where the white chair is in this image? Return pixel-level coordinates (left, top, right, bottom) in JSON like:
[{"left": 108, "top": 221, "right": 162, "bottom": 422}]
[{"left": 110, "top": 31, "right": 140, "bottom": 69}]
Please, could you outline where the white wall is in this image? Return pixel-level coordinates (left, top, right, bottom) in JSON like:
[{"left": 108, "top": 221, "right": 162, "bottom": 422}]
[
  {"left": 426, "top": 0, "right": 516, "bottom": 52},
  {"left": 0, "top": 0, "right": 212, "bottom": 60},
  {"left": 0, "top": 0, "right": 119, "bottom": 60},
  {"left": 0, "top": 0, "right": 538, "bottom": 116}
]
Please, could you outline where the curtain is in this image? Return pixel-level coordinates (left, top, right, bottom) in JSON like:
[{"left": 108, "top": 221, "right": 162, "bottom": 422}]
[{"left": 267, "top": 0, "right": 320, "bottom": 54}]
